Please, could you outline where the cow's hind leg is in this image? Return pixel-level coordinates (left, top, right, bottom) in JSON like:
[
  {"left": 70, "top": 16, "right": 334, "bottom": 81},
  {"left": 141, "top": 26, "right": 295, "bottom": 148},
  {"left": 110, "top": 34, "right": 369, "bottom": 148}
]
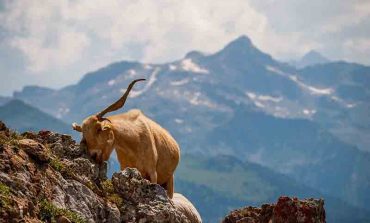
[
  {"left": 149, "top": 171, "right": 158, "bottom": 184},
  {"left": 166, "top": 174, "right": 174, "bottom": 199}
]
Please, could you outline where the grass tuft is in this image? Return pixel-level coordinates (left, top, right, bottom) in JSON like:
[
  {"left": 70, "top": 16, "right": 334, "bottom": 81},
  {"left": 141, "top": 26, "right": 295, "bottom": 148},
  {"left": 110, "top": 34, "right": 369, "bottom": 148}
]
[
  {"left": 50, "top": 157, "right": 64, "bottom": 172},
  {"left": 101, "top": 180, "right": 114, "bottom": 194},
  {"left": 0, "top": 183, "right": 10, "bottom": 196},
  {"left": 0, "top": 183, "right": 12, "bottom": 209},
  {"left": 39, "top": 199, "right": 87, "bottom": 223}
]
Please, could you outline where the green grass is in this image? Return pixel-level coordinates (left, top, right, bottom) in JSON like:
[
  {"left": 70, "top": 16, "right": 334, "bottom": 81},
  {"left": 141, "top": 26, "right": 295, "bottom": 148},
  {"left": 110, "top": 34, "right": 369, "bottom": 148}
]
[
  {"left": 0, "top": 183, "right": 11, "bottom": 196},
  {"left": 101, "top": 180, "right": 123, "bottom": 206},
  {"left": 0, "top": 129, "right": 24, "bottom": 151},
  {"left": 39, "top": 199, "right": 87, "bottom": 223},
  {"left": 101, "top": 180, "right": 114, "bottom": 194},
  {"left": 0, "top": 183, "right": 12, "bottom": 209},
  {"left": 50, "top": 157, "right": 65, "bottom": 172},
  {"left": 107, "top": 193, "right": 123, "bottom": 207}
]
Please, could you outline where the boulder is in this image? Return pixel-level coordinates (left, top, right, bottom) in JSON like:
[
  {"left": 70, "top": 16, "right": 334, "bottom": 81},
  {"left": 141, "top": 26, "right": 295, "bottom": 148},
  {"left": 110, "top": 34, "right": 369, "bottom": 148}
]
[{"left": 222, "top": 196, "right": 325, "bottom": 223}]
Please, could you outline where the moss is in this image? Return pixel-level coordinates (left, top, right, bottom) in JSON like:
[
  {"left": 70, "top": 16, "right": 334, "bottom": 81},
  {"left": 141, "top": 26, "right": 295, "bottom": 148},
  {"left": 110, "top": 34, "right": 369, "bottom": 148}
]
[
  {"left": 50, "top": 158, "right": 77, "bottom": 180},
  {"left": 85, "top": 181, "right": 94, "bottom": 190},
  {"left": 84, "top": 180, "right": 100, "bottom": 193},
  {"left": 0, "top": 183, "right": 10, "bottom": 196},
  {"left": 107, "top": 193, "right": 123, "bottom": 207},
  {"left": 61, "top": 165, "right": 79, "bottom": 180},
  {"left": 0, "top": 183, "right": 11, "bottom": 209},
  {"left": 50, "top": 157, "right": 64, "bottom": 172},
  {"left": 0, "top": 197, "right": 12, "bottom": 211},
  {"left": 39, "top": 199, "right": 87, "bottom": 223},
  {"left": 101, "top": 180, "right": 123, "bottom": 206},
  {"left": 101, "top": 180, "right": 114, "bottom": 194}
]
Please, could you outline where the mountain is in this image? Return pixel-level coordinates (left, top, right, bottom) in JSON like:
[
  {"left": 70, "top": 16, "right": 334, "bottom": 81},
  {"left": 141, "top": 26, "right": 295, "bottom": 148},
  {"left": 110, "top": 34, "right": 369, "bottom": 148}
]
[
  {"left": 0, "top": 99, "right": 73, "bottom": 135},
  {"left": 206, "top": 106, "right": 370, "bottom": 209},
  {"left": 175, "top": 154, "right": 370, "bottom": 223},
  {"left": 290, "top": 50, "right": 330, "bottom": 68},
  {"left": 0, "top": 96, "right": 10, "bottom": 106},
  {"left": 297, "top": 62, "right": 370, "bottom": 150},
  {"left": 10, "top": 35, "right": 370, "bottom": 219}
]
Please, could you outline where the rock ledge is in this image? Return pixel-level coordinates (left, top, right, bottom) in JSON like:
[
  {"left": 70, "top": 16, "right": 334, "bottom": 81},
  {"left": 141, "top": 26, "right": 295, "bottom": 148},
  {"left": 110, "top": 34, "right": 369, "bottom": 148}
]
[{"left": 0, "top": 121, "right": 189, "bottom": 223}]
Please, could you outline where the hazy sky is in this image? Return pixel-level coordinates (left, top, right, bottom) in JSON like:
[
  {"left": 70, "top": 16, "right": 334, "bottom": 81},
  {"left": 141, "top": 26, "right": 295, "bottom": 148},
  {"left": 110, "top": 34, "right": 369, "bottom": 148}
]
[{"left": 0, "top": 0, "right": 369, "bottom": 96}]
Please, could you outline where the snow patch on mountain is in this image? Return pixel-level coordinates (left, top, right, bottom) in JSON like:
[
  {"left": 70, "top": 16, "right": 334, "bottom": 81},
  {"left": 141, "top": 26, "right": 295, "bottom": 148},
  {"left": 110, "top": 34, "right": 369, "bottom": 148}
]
[
  {"left": 181, "top": 59, "right": 209, "bottom": 74},
  {"left": 174, "top": 118, "right": 184, "bottom": 124},
  {"left": 56, "top": 107, "right": 70, "bottom": 119},
  {"left": 126, "top": 69, "right": 137, "bottom": 79},
  {"left": 346, "top": 103, "right": 356, "bottom": 108},
  {"left": 169, "top": 65, "right": 177, "bottom": 71},
  {"left": 303, "top": 109, "right": 317, "bottom": 116},
  {"left": 331, "top": 96, "right": 357, "bottom": 108},
  {"left": 273, "top": 106, "right": 291, "bottom": 118},
  {"left": 244, "top": 90, "right": 316, "bottom": 119},
  {"left": 258, "top": 95, "right": 282, "bottom": 103},
  {"left": 188, "top": 92, "right": 217, "bottom": 108},
  {"left": 158, "top": 89, "right": 231, "bottom": 112},
  {"left": 289, "top": 76, "right": 333, "bottom": 95},
  {"left": 266, "top": 66, "right": 333, "bottom": 96},
  {"left": 246, "top": 92, "right": 257, "bottom": 99},
  {"left": 122, "top": 68, "right": 160, "bottom": 98},
  {"left": 246, "top": 91, "right": 282, "bottom": 108},
  {"left": 254, "top": 101, "right": 265, "bottom": 108},
  {"left": 170, "top": 78, "right": 189, "bottom": 86},
  {"left": 143, "top": 64, "right": 152, "bottom": 70}
]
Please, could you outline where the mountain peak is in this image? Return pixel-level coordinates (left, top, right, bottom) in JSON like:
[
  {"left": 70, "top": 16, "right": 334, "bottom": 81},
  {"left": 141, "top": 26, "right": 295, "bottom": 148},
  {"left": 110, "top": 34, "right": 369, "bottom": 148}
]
[
  {"left": 224, "top": 35, "right": 253, "bottom": 50},
  {"left": 211, "top": 35, "right": 274, "bottom": 66},
  {"left": 185, "top": 50, "right": 205, "bottom": 60},
  {"left": 3, "top": 98, "right": 26, "bottom": 107},
  {"left": 293, "top": 50, "right": 330, "bottom": 68},
  {"left": 302, "top": 50, "right": 329, "bottom": 62}
]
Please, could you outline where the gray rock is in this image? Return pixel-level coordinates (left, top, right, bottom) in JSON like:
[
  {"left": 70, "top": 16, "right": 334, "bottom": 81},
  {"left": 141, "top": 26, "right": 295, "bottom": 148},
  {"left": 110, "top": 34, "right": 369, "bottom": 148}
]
[
  {"left": 18, "top": 138, "right": 50, "bottom": 162},
  {"left": 112, "top": 168, "right": 190, "bottom": 223}
]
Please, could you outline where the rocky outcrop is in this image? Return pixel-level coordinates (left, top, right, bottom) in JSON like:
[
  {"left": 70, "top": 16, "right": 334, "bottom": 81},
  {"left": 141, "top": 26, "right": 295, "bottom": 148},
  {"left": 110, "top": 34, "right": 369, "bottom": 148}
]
[
  {"left": 0, "top": 121, "right": 189, "bottom": 223},
  {"left": 222, "top": 196, "right": 325, "bottom": 223}
]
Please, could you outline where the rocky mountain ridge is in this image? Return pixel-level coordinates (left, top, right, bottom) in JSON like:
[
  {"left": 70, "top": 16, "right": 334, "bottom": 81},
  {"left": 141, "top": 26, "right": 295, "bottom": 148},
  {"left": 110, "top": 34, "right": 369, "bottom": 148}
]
[
  {"left": 289, "top": 50, "right": 330, "bottom": 68},
  {"left": 0, "top": 100, "right": 73, "bottom": 136}
]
